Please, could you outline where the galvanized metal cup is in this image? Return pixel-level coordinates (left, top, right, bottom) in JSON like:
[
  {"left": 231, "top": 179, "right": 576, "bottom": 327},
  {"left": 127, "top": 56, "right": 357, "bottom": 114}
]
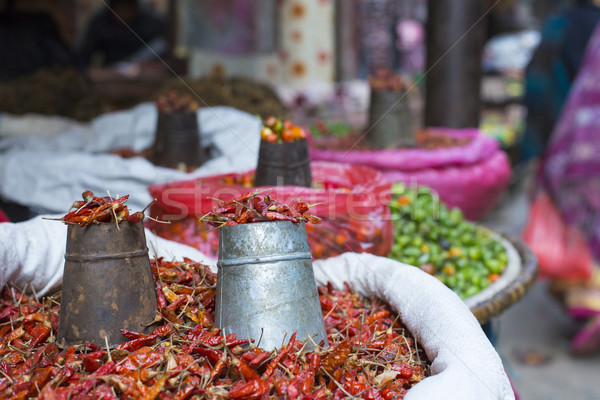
[
  {"left": 57, "top": 222, "right": 158, "bottom": 348},
  {"left": 215, "top": 220, "right": 328, "bottom": 351},
  {"left": 254, "top": 139, "right": 312, "bottom": 187},
  {"left": 151, "top": 110, "right": 205, "bottom": 169},
  {"left": 366, "top": 89, "right": 415, "bottom": 149}
]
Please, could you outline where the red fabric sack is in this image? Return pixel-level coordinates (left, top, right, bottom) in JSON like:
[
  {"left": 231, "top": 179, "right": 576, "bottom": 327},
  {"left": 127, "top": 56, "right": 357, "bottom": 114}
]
[
  {"left": 522, "top": 191, "right": 593, "bottom": 281},
  {"left": 0, "top": 208, "right": 9, "bottom": 223},
  {"left": 146, "top": 161, "right": 394, "bottom": 259}
]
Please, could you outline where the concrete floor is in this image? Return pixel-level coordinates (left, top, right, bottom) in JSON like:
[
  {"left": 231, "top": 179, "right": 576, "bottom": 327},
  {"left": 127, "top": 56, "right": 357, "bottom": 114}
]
[
  {"left": 496, "top": 282, "right": 600, "bottom": 400},
  {"left": 481, "top": 164, "right": 600, "bottom": 400}
]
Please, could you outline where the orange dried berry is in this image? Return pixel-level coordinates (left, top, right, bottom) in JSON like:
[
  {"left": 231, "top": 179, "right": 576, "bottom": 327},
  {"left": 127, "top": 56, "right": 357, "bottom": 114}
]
[
  {"left": 265, "top": 133, "right": 278, "bottom": 143},
  {"left": 291, "top": 126, "right": 304, "bottom": 140},
  {"left": 443, "top": 264, "right": 456, "bottom": 276},
  {"left": 448, "top": 247, "right": 462, "bottom": 257},
  {"left": 264, "top": 116, "right": 278, "bottom": 128},
  {"left": 260, "top": 127, "right": 274, "bottom": 140},
  {"left": 297, "top": 127, "right": 307, "bottom": 139},
  {"left": 397, "top": 195, "right": 410, "bottom": 206},
  {"left": 281, "top": 129, "right": 295, "bottom": 142}
]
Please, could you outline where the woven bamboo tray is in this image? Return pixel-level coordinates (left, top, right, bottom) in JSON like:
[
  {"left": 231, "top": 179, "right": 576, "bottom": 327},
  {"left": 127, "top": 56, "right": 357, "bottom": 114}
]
[{"left": 465, "top": 233, "right": 538, "bottom": 324}]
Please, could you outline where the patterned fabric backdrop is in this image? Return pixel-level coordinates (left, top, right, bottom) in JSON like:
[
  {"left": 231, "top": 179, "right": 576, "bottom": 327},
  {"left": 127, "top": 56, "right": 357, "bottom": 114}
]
[
  {"left": 181, "top": 0, "right": 276, "bottom": 55},
  {"left": 278, "top": 0, "right": 335, "bottom": 87},
  {"left": 185, "top": 0, "right": 334, "bottom": 88},
  {"left": 183, "top": 0, "right": 279, "bottom": 82}
]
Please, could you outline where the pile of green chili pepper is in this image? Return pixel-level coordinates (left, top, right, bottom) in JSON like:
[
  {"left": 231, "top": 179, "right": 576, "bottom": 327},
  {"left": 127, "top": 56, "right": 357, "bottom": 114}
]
[
  {"left": 389, "top": 183, "right": 508, "bottom": 299},
  {"left": 0, "top": 258, "right": 429, "bottom": 399}
]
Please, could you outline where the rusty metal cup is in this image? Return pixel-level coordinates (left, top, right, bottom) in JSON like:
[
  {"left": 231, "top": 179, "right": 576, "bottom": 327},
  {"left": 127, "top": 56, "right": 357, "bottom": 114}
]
[
  {"left": 215, "top": 220, "right": 328, "bottom": 351},
  {"left": 366, "top": 89, "right": 415, "bottom": 149},
  {"left": 254, "top": 139, "right": 312, "bottom": 187},
  {"left": 57, "top": 222, "right": 158, "bottom": 348},
  {"left": 151, "top": 110, "right": 205, "bottom": 169}
]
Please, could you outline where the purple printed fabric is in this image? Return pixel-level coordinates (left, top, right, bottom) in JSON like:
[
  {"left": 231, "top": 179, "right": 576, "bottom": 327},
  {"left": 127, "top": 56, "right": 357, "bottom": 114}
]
[
  {"left": 309, "top": 128, "right": 500, "bottom": 171},
  {"left": 542, "top": 22, "right": 600, "bottom": 260}
]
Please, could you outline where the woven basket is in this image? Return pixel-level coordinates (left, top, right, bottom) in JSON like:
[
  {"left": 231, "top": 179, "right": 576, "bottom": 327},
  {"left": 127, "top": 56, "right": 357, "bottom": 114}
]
[{"left": 466, "top": 234, "right": 538, "bottom": 325}]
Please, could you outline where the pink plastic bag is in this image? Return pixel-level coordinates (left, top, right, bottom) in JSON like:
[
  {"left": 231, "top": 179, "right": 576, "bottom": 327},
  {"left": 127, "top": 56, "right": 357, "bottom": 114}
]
[
  {"left": 146, "top": 161, "right": 394, "bottom": 259},
  {"left": 309, "top": 128, "right": 499, "bottom": 170},
  {"left": 309, "top": 128, "right": 511, "bottom": 220}
]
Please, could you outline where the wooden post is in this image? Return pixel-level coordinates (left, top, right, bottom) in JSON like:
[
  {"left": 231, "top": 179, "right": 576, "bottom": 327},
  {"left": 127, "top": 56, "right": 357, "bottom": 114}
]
[
  {"left": 167, "top": 0, "right": 177, "bottom": 60},
  {"left": 425, "top": 0, "right": 488, "bottom": 128},
  {"left": 166, "top": 0, "right": 188, "bottom": 75},
  {"left": 334, "top": 0, "right": 359, "bottom": 81}
]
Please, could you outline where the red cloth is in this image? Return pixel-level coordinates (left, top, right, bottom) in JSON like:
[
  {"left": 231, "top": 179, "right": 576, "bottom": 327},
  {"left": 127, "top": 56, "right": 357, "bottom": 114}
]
[{"left": 0, "top": 208, "right": 9, "bottom": 223}]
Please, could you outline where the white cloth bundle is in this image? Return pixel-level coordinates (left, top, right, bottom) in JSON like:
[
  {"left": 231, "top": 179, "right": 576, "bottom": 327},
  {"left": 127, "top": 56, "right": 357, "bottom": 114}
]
[
  {"left": 0, "top": 105, "right": 262, "bottom": 212},
  {"left": 0, "top": 216, "right": 514, "bottom": 400},
  {"left": 314, "top": 253, "right": 515, "bottom": 400},
  {"left": 0, "top": 215, "right": 211, "bottom": 296}
]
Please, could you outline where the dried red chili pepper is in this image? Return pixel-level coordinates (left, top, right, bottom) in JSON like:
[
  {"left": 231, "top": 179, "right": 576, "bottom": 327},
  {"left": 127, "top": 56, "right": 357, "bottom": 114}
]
[
  {"left": 322, "top": 337, "right": 352, "bottom": 374},
  {"left": 166, "top": 294, "right": 192, "bottom": 311},
  {"left": 150, "top": 324, "right": 173, "bottom": 338},
  {"left": 209, "top": 356, "right": 228, "bottom": 381},
  {"left": 27, "top": 324, "right": 51, "bottom": 350},
  {"left": 0, "top": 306, "right": 18, "bottom": 321},
  {"left": 262, "top": 331, "right": 297, "bottom": 379},
  {"left": 141, "top": 375, "right": 168, "bottom": 400},
  {"left": 50, "top": 190, "right": 156, "bottom": 227},
  {"left": 189, "top": 346, "right": 221, "bottom": 363},
  {"left": 81, "top": 350, "right": 105, "bottom": 372},
  {"left": 269, "top": 369, "right": 289, "bottom": 395},
  {"left": 127, "top": 211, "right": 145, "bottom": 223},
  {"left": 246, "top": 351, "right": 270, "bottom": 369},
  {"left": 120, "top": 328, "right": 148, "bottom": 341},
  {"left": 116, "top": 335, "right": 158, "bottom": 352},
  {"left": 155, "top": 282, "right": 168, "bottom": 308},
  {"left": 157, "top": 90, "right": 199, "bottom": 113},
  {"left": 235, "top": 359, "right": 260, "bottom": 381},
  {"left": 159, "top": 307, "right": 183, "bottom": 325},
  {"left": 228, "top": 378, "right": 270, "bottom": 400},
  {"left": 7, "top": 326, "right": 25, "bottom": 342},
  {"left": 0, "top": 258, "right": 429, "bottom": 400},
  {"left": 366, "top": 310, "right": 390, "bottom": 325},
  {"left": 201, "top": 191, "right": 321, "bottom": 227}
]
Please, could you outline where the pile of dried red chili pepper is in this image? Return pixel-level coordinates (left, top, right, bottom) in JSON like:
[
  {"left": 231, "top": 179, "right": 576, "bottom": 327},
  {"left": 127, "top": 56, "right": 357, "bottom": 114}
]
[
  {"left": 157, "top": 90, "right": 199, "bottom": 113},
  {"left": 415, "top": 130, "right": 472, "bottom": 150},
  {"left": 0, "top": 258, "right": 429, "bottom": 399},
  {"left": 367, "top": 69, "right": 407, "bottom": 92},
  {"left": 200, "top": 191, "right": 322, "bottom": 227},
  {"left": 56, "top": 190, "right": 147, "bottom": 226}
]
